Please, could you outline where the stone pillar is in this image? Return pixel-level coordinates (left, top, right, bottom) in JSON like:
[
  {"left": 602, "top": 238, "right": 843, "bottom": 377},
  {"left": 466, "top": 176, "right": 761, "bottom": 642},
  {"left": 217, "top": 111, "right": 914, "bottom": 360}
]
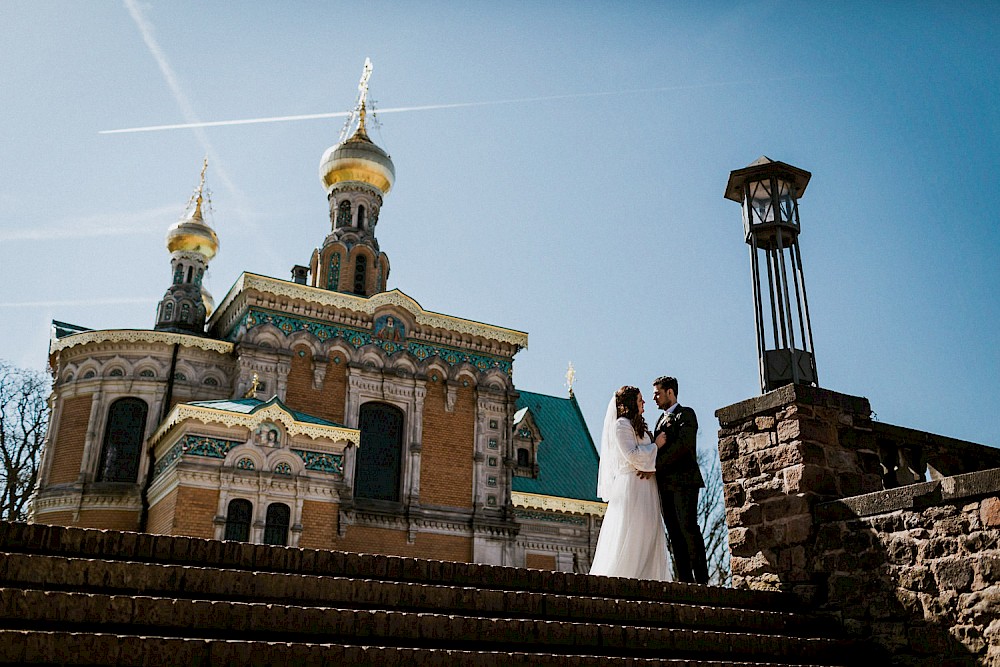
[{"left": 716, "top": 384, "right": 883, "bottom": 599}]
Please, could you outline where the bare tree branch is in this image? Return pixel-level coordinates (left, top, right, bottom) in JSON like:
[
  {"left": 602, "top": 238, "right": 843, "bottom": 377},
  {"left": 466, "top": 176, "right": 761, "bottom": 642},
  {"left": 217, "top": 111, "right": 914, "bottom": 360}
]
[
  {"left": 698, "top": 448, "right": 731, "bottom": 587},
  {"left": 0, "top": 360, "right": 51, "bottom": 521}
]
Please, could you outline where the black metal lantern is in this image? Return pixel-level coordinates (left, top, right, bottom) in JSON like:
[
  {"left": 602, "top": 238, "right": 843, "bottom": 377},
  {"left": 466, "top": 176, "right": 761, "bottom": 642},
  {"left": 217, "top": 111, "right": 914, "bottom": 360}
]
[{"left": 725, "top": 157, "right": 817, "bottom": 393}]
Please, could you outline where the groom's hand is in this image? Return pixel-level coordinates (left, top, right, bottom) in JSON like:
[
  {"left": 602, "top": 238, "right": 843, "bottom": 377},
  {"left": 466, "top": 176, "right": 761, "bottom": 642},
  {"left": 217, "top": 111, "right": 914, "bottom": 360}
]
[{"left": 636, "top": 470, "right": 656, "bottom": 480}]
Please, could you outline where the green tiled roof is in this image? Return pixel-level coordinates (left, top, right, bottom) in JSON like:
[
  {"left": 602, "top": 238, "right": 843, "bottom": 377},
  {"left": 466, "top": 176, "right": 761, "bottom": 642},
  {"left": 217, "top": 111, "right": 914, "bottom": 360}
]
[
  {"left": 188, "top": 396, "right": 346, "bottom": 428},
  {"left": 512, "top": 390, "right": 600, "bottom": 502}
]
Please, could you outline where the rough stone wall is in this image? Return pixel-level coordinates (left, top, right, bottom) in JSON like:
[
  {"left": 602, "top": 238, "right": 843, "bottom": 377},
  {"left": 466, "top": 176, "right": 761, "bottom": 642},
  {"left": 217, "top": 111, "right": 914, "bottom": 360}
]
[
  {"left": 716, "top": 384, "right": 880, "bottom": 597},
  {"left": 814, "top": 472, "right": 1000, "bottom": 665},
  {"left": 718, "top": 384, "right": 1000, "bottom": 665}
]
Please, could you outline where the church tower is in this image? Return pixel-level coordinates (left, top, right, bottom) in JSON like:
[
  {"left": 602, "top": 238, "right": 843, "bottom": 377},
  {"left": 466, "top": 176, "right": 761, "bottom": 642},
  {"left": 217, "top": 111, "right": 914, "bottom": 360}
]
[
  {"left": 155, "top": 160, "right": 219, "bottom": 335},
  {"left": 311, "top": 98, "right": 395, "bottom": 297}
]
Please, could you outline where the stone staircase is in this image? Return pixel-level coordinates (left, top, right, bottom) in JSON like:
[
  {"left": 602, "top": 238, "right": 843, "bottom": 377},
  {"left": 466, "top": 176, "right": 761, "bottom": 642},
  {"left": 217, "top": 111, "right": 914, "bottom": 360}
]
[{"left": 0, "top": 522, "right": 876, "bottom": 665}]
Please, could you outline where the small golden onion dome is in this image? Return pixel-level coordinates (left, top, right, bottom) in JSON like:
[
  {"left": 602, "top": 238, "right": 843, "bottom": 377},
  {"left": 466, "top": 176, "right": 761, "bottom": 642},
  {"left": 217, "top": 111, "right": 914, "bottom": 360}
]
[
  {"left": 201, "top": 285, "right": 215, "bottom": 318},
  {"left": 166, "top": 207, "right": 219, "bottom": 261},
  {"left": 318, "top": 105, "right": 395, "bottom": 195}
]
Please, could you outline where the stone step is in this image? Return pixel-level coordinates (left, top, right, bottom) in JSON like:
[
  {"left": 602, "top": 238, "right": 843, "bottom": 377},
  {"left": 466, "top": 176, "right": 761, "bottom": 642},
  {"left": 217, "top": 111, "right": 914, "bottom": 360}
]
[
  {"left": 0, "top": 522, "right": 797, "bottom": 611},
  {"left": 0, "top": 589, "right": 861, "bottom": 664},
  {"left": 0, "top": 552, "right": 823, "bottom": 637},
  {"left": 0, "top": 630, "right": 845, "bottom": 667}
]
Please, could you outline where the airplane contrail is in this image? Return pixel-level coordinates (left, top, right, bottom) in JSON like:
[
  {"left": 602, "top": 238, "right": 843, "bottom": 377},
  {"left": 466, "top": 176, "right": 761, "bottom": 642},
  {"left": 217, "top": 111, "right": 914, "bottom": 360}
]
[
  {"left": 122, "top": 0, "right": 239, "bottom": 198},
  {"left": 0, "top": 297, "right": 157, "bottom": 309},
  {"left": 100, "top": 76, "right": 831, "bottom": 135}
]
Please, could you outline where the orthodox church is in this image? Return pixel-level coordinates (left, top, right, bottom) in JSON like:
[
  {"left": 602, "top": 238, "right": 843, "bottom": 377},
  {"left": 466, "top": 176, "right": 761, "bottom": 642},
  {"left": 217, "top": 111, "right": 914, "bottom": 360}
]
[{"left": 28, "top": 81, "right": 603, "bottom": 572}]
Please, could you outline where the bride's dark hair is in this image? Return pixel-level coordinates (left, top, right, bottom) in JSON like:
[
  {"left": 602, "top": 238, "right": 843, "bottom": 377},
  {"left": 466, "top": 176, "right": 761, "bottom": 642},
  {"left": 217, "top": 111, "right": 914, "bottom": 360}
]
[{"left": 615, "top": 385, "right": 649, "bottom": 439}]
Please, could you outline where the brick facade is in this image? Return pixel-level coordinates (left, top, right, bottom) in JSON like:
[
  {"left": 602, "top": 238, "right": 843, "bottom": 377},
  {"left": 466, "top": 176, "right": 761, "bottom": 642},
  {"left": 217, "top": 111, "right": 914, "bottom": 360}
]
[
  {"left": 338, "top": 525, "right": 472, "bottom": 562},
  {"left": 171, "top": 486, "right": 219, "bottom": 539},
  {"left": 147, "top": 487, "right": 179, "bottom": 535},
  {"left": 75, "top": 509, "right": 139, "bottom": 531},
  {"left": 285, "top": 346, "right": 346, "bottom": 424},
  {"left": 47, "top": 395, "right": 92, "bottom": 485},
  {"left": 419, "top": 379, "right": 474, "bottom": 508},
  {"left": 298, "top": 499, "right": 339, "bottom": 550},
  {"left": 525, "top": 553, "right": 557, "bottom": 571}
]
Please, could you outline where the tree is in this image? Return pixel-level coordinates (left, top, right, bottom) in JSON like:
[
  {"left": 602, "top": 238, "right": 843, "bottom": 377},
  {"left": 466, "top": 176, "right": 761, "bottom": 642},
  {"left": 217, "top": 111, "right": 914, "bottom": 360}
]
[
  {"left": 698, "top": 449, "right": 731, "bottom": 586},
  {"left": 0, "top": 361, "right": 51, "bottom": 521}
]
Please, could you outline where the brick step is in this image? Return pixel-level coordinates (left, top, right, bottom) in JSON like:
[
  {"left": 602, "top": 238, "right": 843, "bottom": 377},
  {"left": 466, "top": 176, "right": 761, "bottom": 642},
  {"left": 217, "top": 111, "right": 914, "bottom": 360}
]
[
  {"left": 0, "top": 589, "right": 862, "bottom": 664},
  {"left": 0, "top": 552, "right": 825, "bottom": 637},
  {"left": 0, "top": 522, "right": 797, "bottom": 611},
  {"left": 0, "top": 630, "right": 846, "bottom": 667}
]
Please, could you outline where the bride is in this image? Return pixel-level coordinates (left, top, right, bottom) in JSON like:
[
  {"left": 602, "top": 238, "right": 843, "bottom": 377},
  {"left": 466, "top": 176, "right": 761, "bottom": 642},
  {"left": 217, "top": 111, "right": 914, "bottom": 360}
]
[{"left": 589, "top": 385, "right": 671, "bottom": 580}]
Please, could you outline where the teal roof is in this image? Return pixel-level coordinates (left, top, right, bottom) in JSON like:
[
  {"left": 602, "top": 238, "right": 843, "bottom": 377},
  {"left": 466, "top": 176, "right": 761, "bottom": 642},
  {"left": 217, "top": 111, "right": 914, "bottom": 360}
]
[
  {"left": 512, "top": 390, "right": 600, "bottom": 502},
  {"left": 187, "top": 396, "right": 346, "bottom": 428}
]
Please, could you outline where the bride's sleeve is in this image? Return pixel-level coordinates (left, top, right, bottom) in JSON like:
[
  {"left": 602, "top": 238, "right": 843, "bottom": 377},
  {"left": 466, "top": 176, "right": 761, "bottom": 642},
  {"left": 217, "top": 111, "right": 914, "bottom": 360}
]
[{"left": 615, "top": 419, "right": 657, "bottom": 472}]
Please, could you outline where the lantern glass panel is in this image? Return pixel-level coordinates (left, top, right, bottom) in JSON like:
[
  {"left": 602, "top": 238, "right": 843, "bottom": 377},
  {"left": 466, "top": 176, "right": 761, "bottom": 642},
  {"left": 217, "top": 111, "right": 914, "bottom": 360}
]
[
  {"left": 777, "top": 178, "right": 796, "bottom": 224},
  {"left": 749, "top": 179, "right": 775, "bottom": 225}
]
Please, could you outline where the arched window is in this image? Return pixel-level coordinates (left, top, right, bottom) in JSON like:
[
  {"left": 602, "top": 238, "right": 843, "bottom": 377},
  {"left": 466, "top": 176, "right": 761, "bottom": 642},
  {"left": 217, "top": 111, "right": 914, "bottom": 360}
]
[
  {"left": 353, "top": 254, "right": 367, "bottom": 295},
  {"left": 355, "top": 403, "right": 404, "bottom": 502},
  {"left": 337, "top": 200, "right": 352, "bottom": 228},
  {"left": 195, "top": 268, "right": 203, "bottom": 286},
  {"left": 180, "top": 302, "right": 191, "bottom": 322},
  {"left": 263, "top": 503, "right": 291, "bottom": 545},
  {"left": 326, "top": 253, "right": 340, "bottom": 291},
  {"left": 96, "top": 398, "right": 148, "bottom": 482},
  {"left": 163, "top": 301, "right": 174, "bottom": 321},
  {"left": 173, "top": 265, "right": 183, "bottom": 284},
  {"left": 357, "top": 205, "right": 366, "bottom": 229},
  {"left": 224, "top": 499, "right": 252, "bottom": 541},
  {"left": 186, "top": 266, "right": 193, "bottom": 283},
  {"left": 517, "top": 447, "right": 530, "bottom": 467}
]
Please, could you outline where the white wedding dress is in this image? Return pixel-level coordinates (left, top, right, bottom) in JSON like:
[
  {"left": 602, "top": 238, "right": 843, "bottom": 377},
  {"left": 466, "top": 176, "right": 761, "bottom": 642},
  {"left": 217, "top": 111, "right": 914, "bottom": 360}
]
[{"left": 589, "top": 403, "right": 671, "bottom": 581}]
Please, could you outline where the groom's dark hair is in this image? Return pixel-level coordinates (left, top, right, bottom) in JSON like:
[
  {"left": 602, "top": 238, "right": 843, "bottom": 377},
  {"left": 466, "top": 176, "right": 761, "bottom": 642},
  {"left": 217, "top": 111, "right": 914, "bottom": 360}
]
[{"left": 653, "top": 376, "right": 678, "bottom": 396}]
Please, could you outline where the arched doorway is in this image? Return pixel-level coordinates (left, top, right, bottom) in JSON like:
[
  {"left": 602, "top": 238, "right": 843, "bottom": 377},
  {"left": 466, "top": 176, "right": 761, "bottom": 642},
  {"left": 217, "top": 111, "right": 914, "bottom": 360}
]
[{"left": 354, "top": 402, "right": 405, "bottom": 502}]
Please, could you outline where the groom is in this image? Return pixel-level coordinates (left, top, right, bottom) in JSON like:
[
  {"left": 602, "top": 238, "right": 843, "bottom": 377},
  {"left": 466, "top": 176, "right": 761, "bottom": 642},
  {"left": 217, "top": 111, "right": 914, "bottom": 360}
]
[{"left": 651, "top": 375, "right": 709, "bottom": 584}]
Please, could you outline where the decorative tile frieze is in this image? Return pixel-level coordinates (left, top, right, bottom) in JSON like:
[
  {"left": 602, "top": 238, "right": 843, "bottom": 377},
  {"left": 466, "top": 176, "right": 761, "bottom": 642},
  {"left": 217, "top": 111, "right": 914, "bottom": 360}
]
[
  {"left": 513, "top": 509, "right": 586, "bottom": 526},
  {"left": 50, "top": 329, "right": 233, "bottom": 355},
  {"left": 153, "top": 435, "right": 241, "bottom": 477},
  {"left": 211, "top": 274, "right": 528, "bottom": 348},
  {"left": 291, "top": 449, "right": 344, "bottom": 475},
  {"left": 511, "top": 491, "right": 606, "bottom": 517},
  {"left": 231, "top": 308, "right": 513, "bottom": 375}
]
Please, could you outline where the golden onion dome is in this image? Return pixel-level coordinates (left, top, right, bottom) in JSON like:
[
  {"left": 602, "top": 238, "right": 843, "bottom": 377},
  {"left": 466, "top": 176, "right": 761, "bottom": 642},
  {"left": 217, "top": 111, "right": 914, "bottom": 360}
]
[
  {"left": 318, "top": 104, "right": 395, "bottom": 195},
  {"left": 166, "top": 210, "right": 219, "bottom": 261},
  {"left": 201, "top": 285, "right": 216, "bottom": 318},
  {"left": 167, "top": 159, "right": 219, "bottom": 261}
]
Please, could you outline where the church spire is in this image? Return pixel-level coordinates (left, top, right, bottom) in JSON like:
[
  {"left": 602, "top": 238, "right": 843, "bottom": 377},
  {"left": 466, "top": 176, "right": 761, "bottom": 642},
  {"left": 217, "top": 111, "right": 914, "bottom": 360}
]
[
  {"left": 311, "top": 60, "right": 395, "bottom": 297},
  {"left": 155, "top": 158, "right": 219, "bottom": 334}
]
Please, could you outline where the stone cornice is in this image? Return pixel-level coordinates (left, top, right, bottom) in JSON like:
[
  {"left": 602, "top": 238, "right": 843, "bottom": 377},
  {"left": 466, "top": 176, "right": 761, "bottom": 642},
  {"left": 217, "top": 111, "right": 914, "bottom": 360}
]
[
  {"left": 150, "top": 402, "right": 360, "bottom": 448},
  {"left": 210, "top": 273, "right": 528, "bottom": 349},
  {"left": 50, "top": 329, "right": 233, "bottom": 356},
  {"left": 511, "top": 492, "right": 606, "bottom": 517}
]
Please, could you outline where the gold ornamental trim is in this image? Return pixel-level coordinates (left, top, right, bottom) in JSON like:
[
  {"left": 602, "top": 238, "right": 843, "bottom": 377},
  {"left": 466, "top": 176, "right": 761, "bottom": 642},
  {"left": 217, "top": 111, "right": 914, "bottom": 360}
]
[
  {"left": 51, "top": 329, "right": 234, "bottom": 355},
  {"left": 213, "top": 273, "right": 529, "bottom": 349},
  {"left": 149, "top": 401, "right": 361, "bottom": 448},
  {"left": 511, "top": 492, "right": 606, "bottom": 517}
]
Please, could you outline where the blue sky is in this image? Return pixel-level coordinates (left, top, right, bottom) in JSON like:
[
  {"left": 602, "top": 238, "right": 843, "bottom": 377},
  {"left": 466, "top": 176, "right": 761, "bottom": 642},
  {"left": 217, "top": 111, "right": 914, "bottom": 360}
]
[{"left": 1, "top": 2, "right": 998, "bottom": 453}]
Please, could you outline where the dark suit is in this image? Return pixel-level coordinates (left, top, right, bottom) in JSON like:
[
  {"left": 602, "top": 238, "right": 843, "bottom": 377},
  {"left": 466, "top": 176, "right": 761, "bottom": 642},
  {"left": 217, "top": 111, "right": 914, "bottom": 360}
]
[{"left": 654, "top": 404, "right": 708, "bottom": 584}]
